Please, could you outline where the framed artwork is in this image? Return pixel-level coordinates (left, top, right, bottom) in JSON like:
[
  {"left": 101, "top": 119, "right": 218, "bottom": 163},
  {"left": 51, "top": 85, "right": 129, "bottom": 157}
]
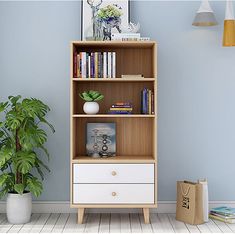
[
  {"left": 86, "top": 123, "right": 116, "bottom": 157},
  {"left": 81, "top": 0, "right": 130, "bottom": 41}
]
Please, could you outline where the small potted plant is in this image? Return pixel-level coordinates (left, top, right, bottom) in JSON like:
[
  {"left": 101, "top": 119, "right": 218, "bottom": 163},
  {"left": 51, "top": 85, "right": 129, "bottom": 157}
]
[
  {"left": 79, "top": 90, "right": 104, "bottom": 114},
  {"left": 0, "top": 95, "right": 55, "bottom": 224}
]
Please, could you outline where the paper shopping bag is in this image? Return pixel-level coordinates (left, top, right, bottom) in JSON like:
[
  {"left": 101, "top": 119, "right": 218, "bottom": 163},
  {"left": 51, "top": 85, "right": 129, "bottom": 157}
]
[{"left": 176, "top": 181, "right": 204, "bottom": 225}]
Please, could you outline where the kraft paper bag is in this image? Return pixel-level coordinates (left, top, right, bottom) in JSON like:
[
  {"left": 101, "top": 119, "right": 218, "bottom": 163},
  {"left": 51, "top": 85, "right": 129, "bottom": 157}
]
[{"left": 176, "top": 181, "right": 204, "bottom": 225}]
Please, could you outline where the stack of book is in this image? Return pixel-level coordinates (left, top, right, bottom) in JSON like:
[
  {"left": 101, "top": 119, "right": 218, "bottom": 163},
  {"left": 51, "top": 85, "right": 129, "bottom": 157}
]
[
  {"left": 209, "top": 206, "right": 235, "bottom": 223},
  {"left": 111, "top": 33, "right": 150, "bottom": 41},
  {"left": 73, "top": 51, "right": 116, "bottom": 78},
  {"left": 141, "top": 88, "right": 154, "bottom": 114},
  {"left": 108, "top": 102, "right": 133, "bottom": 115}
]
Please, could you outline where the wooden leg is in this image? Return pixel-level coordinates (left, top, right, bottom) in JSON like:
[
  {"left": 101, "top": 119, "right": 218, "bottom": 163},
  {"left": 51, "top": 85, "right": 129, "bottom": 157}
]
[
  {"left": 78, "top": 208, "right": 85, "bottom": 224},
  {"left": 143, "top": 208, "right": 150, "bottom": 224}
]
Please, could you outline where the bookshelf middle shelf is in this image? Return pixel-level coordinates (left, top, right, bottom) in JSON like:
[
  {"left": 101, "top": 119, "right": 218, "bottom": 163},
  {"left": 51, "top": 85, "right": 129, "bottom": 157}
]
[{"left": 73, "top": 80, "right": 156, "bottom": 115}]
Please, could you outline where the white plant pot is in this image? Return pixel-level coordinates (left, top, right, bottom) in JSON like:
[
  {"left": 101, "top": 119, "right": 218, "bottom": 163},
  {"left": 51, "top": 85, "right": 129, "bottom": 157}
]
[
  {"left": 6, "top": 192, "right": 32, "bottom": 224},
  {"left": 83, "top": 102, "right": 99, "bottom": 114}
]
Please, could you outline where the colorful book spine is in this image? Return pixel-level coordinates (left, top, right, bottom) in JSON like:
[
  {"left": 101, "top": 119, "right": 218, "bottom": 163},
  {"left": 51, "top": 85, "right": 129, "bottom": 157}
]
[
  {"left": 113, "top": 52, "right": 116, "bottom": 78},
  {"left": 103, "top": 52, "right": 107, "bottom": 78},
  {"left": 73, "top": 51, "right": 77, "bottom": 78}
]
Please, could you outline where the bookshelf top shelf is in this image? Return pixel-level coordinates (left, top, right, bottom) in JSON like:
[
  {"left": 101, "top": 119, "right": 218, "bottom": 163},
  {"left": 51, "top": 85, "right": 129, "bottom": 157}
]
[
  {"left": 72, "top": 78, "right": 156, "bottom": 82},
  {"left": 71, "top": 40, "right": 156, "bottom": 48}
]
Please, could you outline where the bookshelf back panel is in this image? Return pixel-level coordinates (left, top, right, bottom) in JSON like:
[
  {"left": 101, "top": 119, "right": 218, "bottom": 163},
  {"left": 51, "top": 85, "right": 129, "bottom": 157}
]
[
  {"left": 73, "top": 117, "right": 154, "bottom": 158},
  {"left": 73, "top": 46, "right": 155, "bottom": 77},
  {"left": 73, "top": 81, "right": 155, "bottom": 114}
]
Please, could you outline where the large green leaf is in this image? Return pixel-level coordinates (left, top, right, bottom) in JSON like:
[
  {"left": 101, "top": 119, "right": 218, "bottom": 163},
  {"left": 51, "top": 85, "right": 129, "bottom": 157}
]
[
  {"left": 0, "top": 173, "right": 11, "bottom": 187},
  {"left": 8, "top": 95, "right": 21, "bottom": 106},
  {"left": 26, "top": 177, "right": 43, "bottom": 197},
  {"left": 0, "top": 101, "right": 9, "bottom": 113},
  {"left": 14, "top": 184, "right": 25, "bottom": 194},
  {"left": 16, "top": 151, "right": 36, "bottom": 174},
  {"left": 0, "top": 147, "right": 12, "bottom": 168},
  {"left": 22, "top": 98, "right": 50, "bottom": 118},
  {"left": 5, "top": 110, "right": 23, "bottom": 130}
]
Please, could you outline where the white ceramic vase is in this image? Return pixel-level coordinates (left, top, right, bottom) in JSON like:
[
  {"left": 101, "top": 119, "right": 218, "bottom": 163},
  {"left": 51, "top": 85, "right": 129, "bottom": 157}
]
[
  {"left": 6, "top": 192, "right": 32, "bottom": 224},
  {"left": 83, "top": 102, "right": 99, "bottom": 114}
]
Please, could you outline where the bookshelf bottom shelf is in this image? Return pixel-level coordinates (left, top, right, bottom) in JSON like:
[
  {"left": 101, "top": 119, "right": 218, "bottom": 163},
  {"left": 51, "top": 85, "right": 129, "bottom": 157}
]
[{"left": 72, "top": 155, "right": 155, "bottom": 163}]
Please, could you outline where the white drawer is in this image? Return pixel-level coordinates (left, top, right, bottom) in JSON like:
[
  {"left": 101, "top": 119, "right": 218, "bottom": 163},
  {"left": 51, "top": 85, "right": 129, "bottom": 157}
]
[
  {"left": 73, "top": 164, "right": 154, "bottom": 183},
  {"left": 73, "top": 184, "right": 154, "bottom": 204}
]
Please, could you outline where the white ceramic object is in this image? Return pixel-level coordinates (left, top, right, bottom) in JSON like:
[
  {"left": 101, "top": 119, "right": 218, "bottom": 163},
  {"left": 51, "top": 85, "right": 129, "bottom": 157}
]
[
  {"left": 6, "top": 192, "right": 32, "bottom": 224},
  {"left": 83, "top": 102, "right": 99, "bottom": 114}
]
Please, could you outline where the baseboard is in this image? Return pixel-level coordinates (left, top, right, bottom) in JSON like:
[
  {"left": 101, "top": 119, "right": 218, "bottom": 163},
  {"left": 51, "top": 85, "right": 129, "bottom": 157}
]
[{"left": 1, "top": 201, "right": 235, "bottom": 213}]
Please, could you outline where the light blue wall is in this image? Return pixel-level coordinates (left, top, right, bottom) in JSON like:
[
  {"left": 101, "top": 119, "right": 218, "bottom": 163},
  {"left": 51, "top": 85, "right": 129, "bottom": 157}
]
[{"left": 0, "top": 1, "right": 235, "bottom": 201}]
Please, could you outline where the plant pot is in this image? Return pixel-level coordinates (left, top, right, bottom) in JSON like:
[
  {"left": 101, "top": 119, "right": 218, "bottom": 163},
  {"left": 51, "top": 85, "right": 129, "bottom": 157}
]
[
  {"left": 83, "top": 102, "right": 99, "bottom": 114},
  {"left": 6, "top": 192, "right": 32, "bottom": 224}
]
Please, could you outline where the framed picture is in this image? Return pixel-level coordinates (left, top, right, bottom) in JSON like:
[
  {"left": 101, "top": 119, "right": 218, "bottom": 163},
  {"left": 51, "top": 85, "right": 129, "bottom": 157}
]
[
  {"left": 81, "top": 0, "right": 130, "bottom": 41},
  {"left": 86, "top": 123, "right": 116, "bottom": 157}
]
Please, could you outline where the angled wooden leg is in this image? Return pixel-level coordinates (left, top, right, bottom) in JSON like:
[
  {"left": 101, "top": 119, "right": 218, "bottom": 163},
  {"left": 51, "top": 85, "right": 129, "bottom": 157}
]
[
  {"left": 143, "top": 208, "right": 150, "bottom": 224},
  {"left": 78, "top": 208, "right": 85, "bottom": 224}
]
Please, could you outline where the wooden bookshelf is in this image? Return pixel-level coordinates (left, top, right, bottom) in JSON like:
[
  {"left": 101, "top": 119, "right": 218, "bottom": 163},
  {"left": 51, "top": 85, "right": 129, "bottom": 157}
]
[{"left": 70, "top": 41, "right": 157, "bottom": 224}]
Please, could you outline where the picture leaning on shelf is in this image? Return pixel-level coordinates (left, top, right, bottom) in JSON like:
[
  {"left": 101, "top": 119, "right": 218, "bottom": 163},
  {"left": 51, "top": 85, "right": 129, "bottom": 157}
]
[{"left": 73, "top": 51, "right": 116, "bottom": 78}]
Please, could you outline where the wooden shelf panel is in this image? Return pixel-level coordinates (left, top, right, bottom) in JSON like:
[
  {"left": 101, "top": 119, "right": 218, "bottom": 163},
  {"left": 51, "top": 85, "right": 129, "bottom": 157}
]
[
  {"left": 72, "top": 114, "right": 155, "bottom": 118},
  {"left": 72, "top": 155, "right": 155, "bottom": 164},
  {"left": 72, "top": 78, "right": 156, "bottom": 82},
  {"left": 72, "top": 41, "right": 156, "bottom": 48}
]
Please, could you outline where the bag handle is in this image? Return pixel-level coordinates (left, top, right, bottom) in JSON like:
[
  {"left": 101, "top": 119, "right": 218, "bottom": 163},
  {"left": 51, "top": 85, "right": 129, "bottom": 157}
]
[{"left": 180, "top": 183, "right": 190, "bottom": 196}]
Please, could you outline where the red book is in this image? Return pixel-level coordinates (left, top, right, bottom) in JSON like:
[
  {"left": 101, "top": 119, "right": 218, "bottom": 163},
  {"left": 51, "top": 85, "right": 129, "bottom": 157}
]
[{"left": 73, "top": 51, "right": 77, "bottom": 78}]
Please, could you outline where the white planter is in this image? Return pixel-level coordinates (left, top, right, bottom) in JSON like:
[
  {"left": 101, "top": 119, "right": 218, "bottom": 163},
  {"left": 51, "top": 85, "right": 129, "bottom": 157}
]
[
  {"left": 6, "top": 192, "right": 32, "bottom": 224},
  {"left": 83, "top": 102, "right": 99, "bottom": 114}
]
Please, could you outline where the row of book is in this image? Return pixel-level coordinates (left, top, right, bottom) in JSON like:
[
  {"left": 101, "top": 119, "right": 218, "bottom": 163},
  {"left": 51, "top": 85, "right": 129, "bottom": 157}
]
[
  {"left": 141, "top": 88, "right": 154, "bottom": 114},
  {"left": 108, "top": 102, "right": 132, "bottom": 115},
  {"left": 209, "top": 206, "right": 235, "bottom": 223},
  {"left": 73, "top": 51, "right": 116, "bottom": 78}
]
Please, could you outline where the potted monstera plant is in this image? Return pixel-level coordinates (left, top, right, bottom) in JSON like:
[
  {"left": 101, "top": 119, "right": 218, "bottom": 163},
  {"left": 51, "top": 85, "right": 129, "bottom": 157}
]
[{"left": 0, "top": 95, "right": 54, "bottom": 224}]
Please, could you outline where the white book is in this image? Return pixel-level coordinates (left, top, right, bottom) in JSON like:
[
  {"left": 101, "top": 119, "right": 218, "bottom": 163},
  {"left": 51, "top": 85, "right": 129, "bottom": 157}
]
[
  {"left": 82, "top": 52, "right": 86, "bottom": 78},
  {"left": 111, "top": 33, "right": 141, "bottom": 40},
  {"left": 108, "top": 52, "right": 112, "bottom": 78},
  {"left": 103, "top": 52, "right": 107, "bottom": 78},
  {"left": 112, "top": 52, "right": 116, "bottom": 78},
  {"left": 88, "top": 55, "right": 91, "bottom": 78}
]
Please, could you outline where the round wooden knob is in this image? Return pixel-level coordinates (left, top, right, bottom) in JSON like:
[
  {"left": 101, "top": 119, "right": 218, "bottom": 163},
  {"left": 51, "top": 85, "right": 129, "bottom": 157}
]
[
  {"left": 112, "top": 192, "right": 117, "bottom": 196},
  {"left": 111, "top": 171, "right": 117, "bottom": 176}
]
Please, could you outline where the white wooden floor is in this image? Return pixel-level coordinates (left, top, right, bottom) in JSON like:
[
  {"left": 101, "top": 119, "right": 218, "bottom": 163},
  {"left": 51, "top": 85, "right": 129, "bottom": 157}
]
[{"left": 1, "top": 213, "right": 235, "bottom": 233}]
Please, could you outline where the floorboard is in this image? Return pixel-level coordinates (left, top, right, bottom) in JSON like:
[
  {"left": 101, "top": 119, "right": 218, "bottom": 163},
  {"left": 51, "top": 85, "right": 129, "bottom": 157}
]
[
  {"left": 1, "top": 213, "right": 235, "bottom": 233},
  {"left": 84, "top": 213, "right": 100, "bottom": 233},
  {"left": 120, "top": 213, "right": 131, "bottom": 233},
  {"left": 168, "top": 214, "right": 189, "bottom": 233},
  {"left": 52, "top": 213, "right": 69, "bottom": 233},
  {"left": 139, "top": 213, "right": 153, "bottom": 233},
  {"left": 19, "top": 214, "right": 41, "bottom": 233},
  {"left": 130, "top": 213, "right": 142, "bottom": 233},
  {"left": 30, "top": 213, "right": 50, "bottom": 233},
  {"left": 99, "top": 213, "right": 110, "bottom": 233}
]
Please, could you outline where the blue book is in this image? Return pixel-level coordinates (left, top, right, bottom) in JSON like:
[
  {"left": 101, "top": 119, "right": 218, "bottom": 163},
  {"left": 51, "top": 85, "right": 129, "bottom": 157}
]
[{"left": 211, "top": 207, "right": 235, "bottom": 216}]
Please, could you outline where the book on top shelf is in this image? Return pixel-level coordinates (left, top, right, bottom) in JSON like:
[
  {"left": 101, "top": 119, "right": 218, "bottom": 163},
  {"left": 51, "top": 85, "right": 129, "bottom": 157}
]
[{"left": 73, "top": 51, "right": 116, "bottom": 78}]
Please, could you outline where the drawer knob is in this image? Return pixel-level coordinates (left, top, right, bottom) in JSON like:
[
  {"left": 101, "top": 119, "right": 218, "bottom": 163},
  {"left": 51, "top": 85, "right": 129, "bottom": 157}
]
[
  {"left": 111, "top": 171, "right": 117, "bottom": 176},
  {"left": 112, "top": 192, "right": 117, "bottom": 197}
]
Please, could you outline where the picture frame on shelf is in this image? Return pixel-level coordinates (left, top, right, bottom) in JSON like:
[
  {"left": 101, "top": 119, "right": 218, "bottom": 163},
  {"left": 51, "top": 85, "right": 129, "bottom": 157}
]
[
  {"left": 86, "top": 123, "right": 116, "bottom": 157},
  {"left": 81, "top": 0, "right": 130, "bottom": 41}
]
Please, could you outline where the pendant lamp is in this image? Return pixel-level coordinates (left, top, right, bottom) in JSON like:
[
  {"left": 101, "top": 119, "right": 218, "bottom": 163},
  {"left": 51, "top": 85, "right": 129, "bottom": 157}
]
[
  {"left": 223, "top": 0, "right": 235, "bottom": 46},
  {"left": 192, "top": 0, "right": 218, "bottom": 26}
]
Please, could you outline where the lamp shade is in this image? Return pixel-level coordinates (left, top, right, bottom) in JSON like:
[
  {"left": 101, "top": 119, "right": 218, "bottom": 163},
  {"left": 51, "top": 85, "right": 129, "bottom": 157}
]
[
  {"left": 223, "top": 0, "right": 235, "bottom": 46},
  {"left": 192, "top": 0, "right": 218, "bottom": 26}
]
